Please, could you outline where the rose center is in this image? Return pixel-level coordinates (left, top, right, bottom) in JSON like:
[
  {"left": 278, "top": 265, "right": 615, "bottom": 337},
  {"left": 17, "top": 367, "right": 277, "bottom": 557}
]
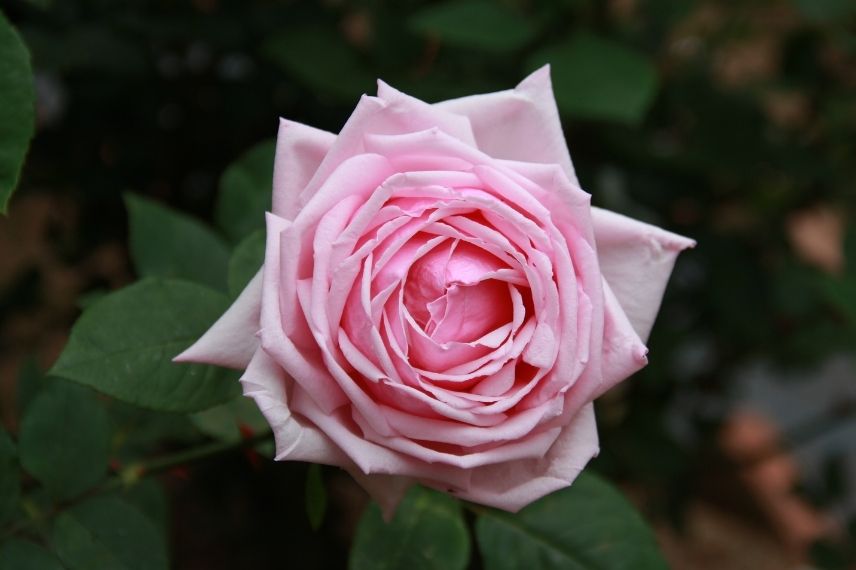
[{"left": 403, "top": 240, "right": 513, "bottom": 344}]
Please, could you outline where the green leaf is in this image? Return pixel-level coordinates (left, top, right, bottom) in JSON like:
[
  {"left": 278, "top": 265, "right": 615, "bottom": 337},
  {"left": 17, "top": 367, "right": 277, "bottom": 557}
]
[
  {"left": 52, "top": 496, "right": 168, "bottom": 570},
  {"left": 350, "top": 486, "right": 470, "bottom": 570},
  {"left": 475, "top": 472, "right": 668, "bottom": 570},
  {"left": 529, "top": 33, "right": 658, "bottom": 125},
  {"left": 216, "top": 141, "right": 275, "bottom": 243},
  {"left": 120, "top": 480, "right": 169, "bottom": 538},
  {"left": 263, "top": 26, "right": 375, "bottom": 102},
  {"left": 409, "top": 0, "right": 535, "bottom": 54},
  {"left": 191, "top": 395, "right": 268, "bottom": 443},
  {"left": 227, "top": 229, "right": 265, "bottom": 297},
  {"left": 51, "top": 278, "right": 241, "bottom": 413},
  {"left": 16, "top": 356, "right": 47, "bottom": 414},
  {"left": 0, "top": 539, "right": 66, "bottom": 570},
  {"left": 126, "top": 194, "right": 231, "bottom": 291},
  {"left": 18, "top": 380, "right": 110, "bottom": 500},
  {"left": 0, "top": 11, "right": 35, "bottom": 214},
  {"left": 0, "top": 428, "right": 20, "bottom": 523},
  {"left": 305, "top": 464, "right": 327, "bottom": 531}
]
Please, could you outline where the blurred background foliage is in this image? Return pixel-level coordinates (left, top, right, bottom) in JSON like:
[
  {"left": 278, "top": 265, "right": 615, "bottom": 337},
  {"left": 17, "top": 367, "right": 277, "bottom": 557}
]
[{"left": 1, "top": 0, "right": 856, "bottom": 568}]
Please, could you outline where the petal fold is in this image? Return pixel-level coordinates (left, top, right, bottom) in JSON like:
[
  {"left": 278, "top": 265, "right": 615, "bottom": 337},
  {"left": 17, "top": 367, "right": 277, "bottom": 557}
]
[
  {"left": 592, "top": 207, "right": 695, "bottom": 341},
  {"left": 173, "top": 271, "right": 262, "bottom": 369},
  {"left": 435, "top": 65, "right": 579, "bottom": 186}
]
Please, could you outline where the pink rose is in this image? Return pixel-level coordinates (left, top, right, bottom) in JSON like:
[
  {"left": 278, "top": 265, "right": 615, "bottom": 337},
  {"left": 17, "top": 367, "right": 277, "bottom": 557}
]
[{"left": 176, "top": 67, "right": 694, "bottom": 514}]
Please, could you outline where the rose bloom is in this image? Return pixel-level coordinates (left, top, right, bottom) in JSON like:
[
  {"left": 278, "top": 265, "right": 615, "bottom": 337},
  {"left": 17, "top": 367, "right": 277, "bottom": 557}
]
[{"left": 177, "top": 67, "right": 694, "bottom": 514}]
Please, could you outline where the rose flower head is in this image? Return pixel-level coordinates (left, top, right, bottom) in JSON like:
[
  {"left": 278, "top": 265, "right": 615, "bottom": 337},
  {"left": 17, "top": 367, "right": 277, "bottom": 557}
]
[{"left": 176, "top": 67, "right": 695, "bottom": 514}]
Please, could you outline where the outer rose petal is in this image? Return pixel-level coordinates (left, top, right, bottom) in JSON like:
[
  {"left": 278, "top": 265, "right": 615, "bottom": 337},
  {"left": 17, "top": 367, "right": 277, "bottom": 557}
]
[
  {"left": 241, "top": 348, "right": 413, "bottom": 519},
  {"left": 451, "top": 403, "right": 599, "bottom": 512},
  {"left": 435, "top": 65, "right": 580, "bottom": 187},
  {"left": 240, "top": 348, "right": 345, "bottom": 464},
  {"left": 174, "top": 271, "right": 262, "bottom": 369},
  {"left": 591, "top": 207, "right": 696, "bottom": 341},
  {"left": 296, "top": 90, "right": 475, "bottom": 210},
  {"left": 272, "top": 119, "right": 337, "bottom": 220}
]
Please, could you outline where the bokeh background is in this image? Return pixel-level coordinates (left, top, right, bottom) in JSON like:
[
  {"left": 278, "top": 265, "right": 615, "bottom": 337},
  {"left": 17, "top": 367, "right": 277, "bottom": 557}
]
[{"left": 2, "top": 0, "right": 856, "bottom": 568}]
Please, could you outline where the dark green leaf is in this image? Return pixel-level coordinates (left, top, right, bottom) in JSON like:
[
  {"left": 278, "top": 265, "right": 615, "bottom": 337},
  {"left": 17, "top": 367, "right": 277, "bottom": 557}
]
[
  {"left": 475, "top": 472, "right": 668, "bottom": 570},
  {"left": 120, "top": 480, "right": 169, "bottom": 538},
  {"left": 409, "top": 0, "right": 535, "bottom": 54},
  {"left": 0, "top": 539, "right": 66, "bottom": 570},
  {"left": 18, "top": 380, "right": 110, "bottom": 500},
  {"left": 350, "top": 486, "right": 470, "bottom": 570},
  {"left": 76, "top": 289, "right": 108, "bottom": 311},
  {"left": 529, "top": 33, "right": 658, "bottom": 125},
  {"left": 51, "top": 278, "right": 241, "bottom": 413},
  {"left": 216, "top": 141, "right": 275, "bottom": 243},
  {"left": 52, "top": 496, "right": 168, "bottom": 570},
  {"left": 126, "top": 194, "right": 231, "bottom": 291},
  {"left": 227, "top": 229, "right": 265, "bottom": 297},
  {"left": 305, "top": 464, "right": 327, "bottom": 531},
  {"left": 109, "top": 401, "right": 198, "bottom": 460},
  {"left": 16, "top": 357, "right": 48, "bottom": 422},
  {"left": 0, "top": 11, "right": 35, "bottom": 213},
  {"left": 0, "top": 428, "right": 20, "bottom": 523},
  {"left": 263, "top": 26, "right": 375, "bottom": 102}
]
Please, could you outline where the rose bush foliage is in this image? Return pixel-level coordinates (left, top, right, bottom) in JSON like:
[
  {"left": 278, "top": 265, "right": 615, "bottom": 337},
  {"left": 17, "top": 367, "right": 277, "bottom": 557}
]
[{"left": 177, "top": 67, "right": 694, "bottom": 513}]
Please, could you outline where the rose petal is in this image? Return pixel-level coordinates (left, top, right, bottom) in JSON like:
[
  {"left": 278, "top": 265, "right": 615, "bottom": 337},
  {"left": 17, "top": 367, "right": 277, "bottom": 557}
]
[
  {"left": 435, "top": 65, "right": 579, "bottom": 186},
  {"left": 240, "top": 348, "right": 346, "bottom": 464},
  {"left": 241, "top": 348, "right": 415, "bottom": 519},
  {"left": 376, "top": 80, "right": 477, "bottom": 148},
  {"left": 591, "top": 207, "right": 696, "bottom": 341},
  {"left": 290, "top": 386, "right": 473, "bottom": 489},
  {"left": 173, "top": 270, "right": 262, "bottom": 369},
  {"left": 595, "top": 279, "right": 649, "bottom": 398},
  {"left": 272, "top": 119, "right": 337, "bottom": 220},
  {"left": 450, "top": 403, "right": 599, "bottom": 512}
]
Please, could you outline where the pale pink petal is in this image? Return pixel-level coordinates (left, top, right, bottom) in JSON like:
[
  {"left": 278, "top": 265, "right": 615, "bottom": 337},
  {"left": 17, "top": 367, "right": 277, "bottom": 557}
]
[
  {"left": 297, "top": 88, "right": 474, "bottom": 209},
  {"left": 451, "top": 403, "right": 599, "bottom": 512},
  {"left": 272, "top": 119, "right": 336, "bottom": 220},
  {"left": 435, "top": 65, "right": 579, "bottom": 186},
  {"left": 595, "top": 279, "right": 649, "bottom": 398},
  {"left": 290, "top": 387, "right": 473, "bottom": 489},
  {"left": 242, "top": 348, "right": 414, "bottom": 520},
  {"left": 354, "top": 409, "right": 563, "bottom": 469},
  {"left": 240, "top": 348, "right": 347, "bottom": 465},
  {"left": 591, "top": 207, "right": 695, "bottom": 341},
  {"left": 173, "top": 270, "right": 262, "bottom": 369},
  {"left": 376, "top": 80, "right": 476, "bottom": 147},
  {"left": 261, "top": 213, "right": 348, "bottom": 413}
]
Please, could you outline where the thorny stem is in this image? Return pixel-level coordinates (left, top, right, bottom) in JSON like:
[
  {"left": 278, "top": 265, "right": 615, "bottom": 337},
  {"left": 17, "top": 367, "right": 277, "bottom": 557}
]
[{"left": 1, "top": 430, "right": 274, "bottom": 539}]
